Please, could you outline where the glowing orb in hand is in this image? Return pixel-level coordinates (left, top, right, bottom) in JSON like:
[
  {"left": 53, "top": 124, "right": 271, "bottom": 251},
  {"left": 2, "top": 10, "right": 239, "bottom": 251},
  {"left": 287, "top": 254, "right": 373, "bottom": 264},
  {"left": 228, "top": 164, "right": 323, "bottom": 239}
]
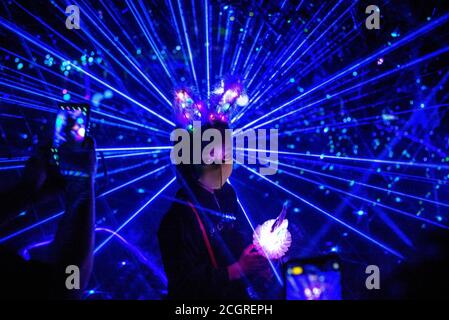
[{"left": 253, "top": 219, "right": 292, "bottom": 260}]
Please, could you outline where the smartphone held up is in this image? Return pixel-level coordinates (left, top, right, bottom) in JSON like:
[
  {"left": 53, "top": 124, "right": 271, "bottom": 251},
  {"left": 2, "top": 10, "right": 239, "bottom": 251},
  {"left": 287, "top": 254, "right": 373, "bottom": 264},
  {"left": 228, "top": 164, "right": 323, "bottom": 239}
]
[{"left": 51, "top": 103, "right": 91, "bottom": 177}]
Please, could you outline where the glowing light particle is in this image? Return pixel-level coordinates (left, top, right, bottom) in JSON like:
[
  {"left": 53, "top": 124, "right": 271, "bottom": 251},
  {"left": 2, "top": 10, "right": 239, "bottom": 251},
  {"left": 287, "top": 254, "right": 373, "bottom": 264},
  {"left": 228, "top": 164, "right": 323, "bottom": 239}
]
[
  {"left": 382, "top": 114, "right": 396, "bottom": 121},
  {"left": 356, "top": 210, "right": 366, "bottom": 216},
  {"left": 304, "top": 288, "right": 312, "bottom": 298},
  {"left": 103, "top": 89, "right": 113, "bottom": 99},
  {"left": 391, "top": 32, "right": 400, "bottom": 38},
  {"left": 291, "top": 266, "right": 303, "bottom": 275},
  {"left": 77, "top": 127, "right": 86, "bottom": 138}
]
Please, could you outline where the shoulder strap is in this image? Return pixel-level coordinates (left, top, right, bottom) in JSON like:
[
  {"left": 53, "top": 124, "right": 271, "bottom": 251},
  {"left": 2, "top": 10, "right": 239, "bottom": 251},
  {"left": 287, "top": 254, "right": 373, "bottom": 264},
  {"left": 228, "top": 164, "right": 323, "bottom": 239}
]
[{"left": 187, "top": 201, "right": 219, "bottom": 269}]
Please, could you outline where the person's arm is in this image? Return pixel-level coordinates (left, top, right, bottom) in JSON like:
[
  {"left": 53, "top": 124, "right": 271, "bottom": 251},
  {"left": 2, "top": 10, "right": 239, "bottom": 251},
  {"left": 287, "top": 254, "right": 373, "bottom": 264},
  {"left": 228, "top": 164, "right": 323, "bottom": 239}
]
[
  {"left": 158, "top": 205, "right": 268, "bottom": 299},
  {"left": 227, "top": 185, "right": 270, "bottom": 280},
  {"left": 0, "top": 153, "right": 55, "bottom": 224},
  {"left": 48, "top": 137, "right": 97, "bottom": 298},
  {"left": 1, "top": 140, "right": 96, "bottom": 299},
  {"left": 0, "top": 183, "right": 32, "bottom": 224}
]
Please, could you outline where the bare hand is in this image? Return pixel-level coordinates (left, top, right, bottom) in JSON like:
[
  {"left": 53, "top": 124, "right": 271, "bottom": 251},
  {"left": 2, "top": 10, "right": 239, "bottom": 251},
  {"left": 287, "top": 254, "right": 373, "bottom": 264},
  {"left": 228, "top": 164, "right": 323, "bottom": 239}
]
[
  {"left": 228, "top": 244, "right": 270, "bottom": 280},
  {"left": 57, "top": 136, "right": 97, "bottom": 178}
]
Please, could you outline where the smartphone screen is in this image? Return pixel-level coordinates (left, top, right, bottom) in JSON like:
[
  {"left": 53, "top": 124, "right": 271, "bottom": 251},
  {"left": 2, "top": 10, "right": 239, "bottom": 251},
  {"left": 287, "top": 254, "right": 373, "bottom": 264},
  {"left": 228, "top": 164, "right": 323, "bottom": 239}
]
[
  {"left": 285, "top": 255, "right": 342, "bottom": 300},
  {"left": 52, "top": 103, "right": 90, "bottom": 167},
  {"left": 53, "top": 103, "right": 89, "bottom": 148}
]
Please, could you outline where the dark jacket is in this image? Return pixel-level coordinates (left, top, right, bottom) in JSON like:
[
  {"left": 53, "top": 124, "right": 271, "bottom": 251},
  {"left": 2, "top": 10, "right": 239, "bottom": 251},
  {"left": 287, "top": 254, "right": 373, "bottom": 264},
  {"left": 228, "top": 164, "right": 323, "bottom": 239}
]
[{"left": 158, "top": 182, "right": 251, "bottom": 300}]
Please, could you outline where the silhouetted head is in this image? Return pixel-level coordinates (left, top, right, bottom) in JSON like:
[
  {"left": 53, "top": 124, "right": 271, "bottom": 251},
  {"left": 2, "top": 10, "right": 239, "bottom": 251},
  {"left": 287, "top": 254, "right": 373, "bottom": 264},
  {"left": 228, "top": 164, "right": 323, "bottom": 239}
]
[{"left": 174, "top": 120, "right": 233, "bottom": 191}]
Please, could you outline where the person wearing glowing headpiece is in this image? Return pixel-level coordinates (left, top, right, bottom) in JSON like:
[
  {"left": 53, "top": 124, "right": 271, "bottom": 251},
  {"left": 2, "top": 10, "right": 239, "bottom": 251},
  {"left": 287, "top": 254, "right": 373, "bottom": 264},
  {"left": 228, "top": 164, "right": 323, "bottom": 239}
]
[{"left": 158, "top": 79, "right": 272, "bottom": 300}]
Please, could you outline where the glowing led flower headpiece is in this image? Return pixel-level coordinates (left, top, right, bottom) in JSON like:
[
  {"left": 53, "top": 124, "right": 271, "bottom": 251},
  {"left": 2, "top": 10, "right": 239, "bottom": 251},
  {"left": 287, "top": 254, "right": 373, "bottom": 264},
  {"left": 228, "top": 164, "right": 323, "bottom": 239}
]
[
  {"left": 173, "top": 87, "right": 205, "bottom": 130},
  {"left": 209, "top": 76, "right": 248, "bottom": 123},
  {"left": 173, "top": 76, "right": 248, "bottom": 129}
]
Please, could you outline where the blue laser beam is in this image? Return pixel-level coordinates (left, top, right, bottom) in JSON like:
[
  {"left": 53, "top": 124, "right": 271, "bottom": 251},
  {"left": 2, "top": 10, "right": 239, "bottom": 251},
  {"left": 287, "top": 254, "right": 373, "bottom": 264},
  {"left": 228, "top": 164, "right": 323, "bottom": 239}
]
[
  {"left": 238, "top": 163, "right": 404, "bottom": 259},
  {"left": 94, "top": 176, "right": 176, "bottom": 254}
]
